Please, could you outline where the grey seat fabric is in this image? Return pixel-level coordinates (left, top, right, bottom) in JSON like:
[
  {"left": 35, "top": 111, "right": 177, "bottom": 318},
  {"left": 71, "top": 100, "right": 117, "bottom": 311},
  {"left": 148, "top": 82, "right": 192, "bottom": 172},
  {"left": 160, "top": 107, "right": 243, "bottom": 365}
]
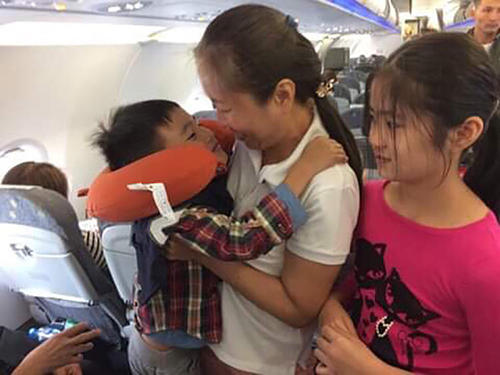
[
  {"left": 354, "top": 91, "right": 365, "bottom": 105},
  {"left": 332, "top": 97, "right": 350, "bottom": 114},
  {"left": 355, "top": 135, "right": 377, "bottom": 170},
  {"left": 0, "top": 186, "right": 127, "bottom": 346},
  {"left": 100, "top": 223, "right": 138, "bottom": 305},
  {"left": 338, "top": 76, "right": 361, "bottom": 93},
  {"left": 333, "top": 83, "right": 351, "bottom": 104},
  {"left": 341, "top": 104, "right": 364, "bottom": 130},
  {"left": 354, "top": 70, "right": 369, "bottom": 82}
]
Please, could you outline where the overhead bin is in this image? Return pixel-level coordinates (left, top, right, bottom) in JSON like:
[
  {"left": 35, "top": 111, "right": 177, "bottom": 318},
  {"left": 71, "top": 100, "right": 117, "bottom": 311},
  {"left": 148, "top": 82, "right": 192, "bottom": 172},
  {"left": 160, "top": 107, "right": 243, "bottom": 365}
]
[{"left": 0, "top": 0, "right": 399, "bottom": 36}]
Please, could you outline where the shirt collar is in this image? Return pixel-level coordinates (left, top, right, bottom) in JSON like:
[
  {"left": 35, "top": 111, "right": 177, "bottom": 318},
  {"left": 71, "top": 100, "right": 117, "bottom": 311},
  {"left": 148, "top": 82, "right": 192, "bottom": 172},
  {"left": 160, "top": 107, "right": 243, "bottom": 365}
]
[{"left": 246, "top": 107, "right": 328, "bottom": 187}]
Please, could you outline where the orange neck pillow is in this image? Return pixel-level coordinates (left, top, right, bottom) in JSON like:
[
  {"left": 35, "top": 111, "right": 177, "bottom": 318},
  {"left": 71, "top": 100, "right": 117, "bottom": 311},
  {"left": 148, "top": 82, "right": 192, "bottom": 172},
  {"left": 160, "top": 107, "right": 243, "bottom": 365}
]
[{"left": 85, "top": 119, "right": 234, "bottom": 222}]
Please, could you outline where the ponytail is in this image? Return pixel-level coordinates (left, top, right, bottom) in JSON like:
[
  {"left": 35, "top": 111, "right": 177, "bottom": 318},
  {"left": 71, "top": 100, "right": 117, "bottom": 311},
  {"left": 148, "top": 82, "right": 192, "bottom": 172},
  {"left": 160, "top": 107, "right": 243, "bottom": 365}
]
[
  {"left": 314, "top": 96, "right": 363, "bottom": 191},
  {"left": 464, "top": 112, "right": 500, "bottom": 220}
]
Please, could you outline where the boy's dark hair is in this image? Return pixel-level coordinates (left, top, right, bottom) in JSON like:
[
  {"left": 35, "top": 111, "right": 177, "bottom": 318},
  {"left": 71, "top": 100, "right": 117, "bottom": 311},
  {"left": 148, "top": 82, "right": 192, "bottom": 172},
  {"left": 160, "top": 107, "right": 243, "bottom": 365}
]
[{"left": 92, "top": 100, "right": 179, "bottom": 171}]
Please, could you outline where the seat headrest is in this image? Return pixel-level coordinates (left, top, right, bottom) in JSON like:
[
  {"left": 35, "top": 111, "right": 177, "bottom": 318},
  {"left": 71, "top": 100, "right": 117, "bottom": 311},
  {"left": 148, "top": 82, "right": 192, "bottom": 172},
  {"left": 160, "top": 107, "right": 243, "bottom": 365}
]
[
  {"left": 0, "top": 185, "right": 115, "bottom": 296},
  {"left": 0, "top": 185, "right": 73, "bottom": 240}
]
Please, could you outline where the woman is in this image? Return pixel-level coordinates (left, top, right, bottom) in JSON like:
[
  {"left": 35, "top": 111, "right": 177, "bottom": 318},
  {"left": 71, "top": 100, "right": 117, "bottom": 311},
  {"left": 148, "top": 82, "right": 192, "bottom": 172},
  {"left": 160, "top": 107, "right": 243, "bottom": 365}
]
[{"left": 167, "top": 4, "right": 362, "bottom": 374}]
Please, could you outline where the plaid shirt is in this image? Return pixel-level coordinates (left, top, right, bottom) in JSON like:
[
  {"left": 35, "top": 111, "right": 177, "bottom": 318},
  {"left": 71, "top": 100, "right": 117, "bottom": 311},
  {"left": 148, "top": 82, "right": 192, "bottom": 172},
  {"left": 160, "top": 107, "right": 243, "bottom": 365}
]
[{"left": 133, "top": 191, "right": 294, "bottom": 343}]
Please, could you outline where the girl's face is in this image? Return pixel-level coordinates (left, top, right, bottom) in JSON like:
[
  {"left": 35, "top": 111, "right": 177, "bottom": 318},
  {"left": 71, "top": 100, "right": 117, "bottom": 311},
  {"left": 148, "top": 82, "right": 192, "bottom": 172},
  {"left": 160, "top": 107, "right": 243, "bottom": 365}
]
[
  {"left": 197, "top": 60, "right": 284, "bottom": 151},
  {"left": 368, "top": 77, "right": 452, "bottom": 185}
]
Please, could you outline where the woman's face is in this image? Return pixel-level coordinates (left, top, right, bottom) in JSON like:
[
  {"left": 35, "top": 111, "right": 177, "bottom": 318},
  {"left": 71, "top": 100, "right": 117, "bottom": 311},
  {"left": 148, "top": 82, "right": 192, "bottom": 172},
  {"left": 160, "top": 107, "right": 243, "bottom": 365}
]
[{"left": 197, "top": 61, "right": 281, "bottom": 151}]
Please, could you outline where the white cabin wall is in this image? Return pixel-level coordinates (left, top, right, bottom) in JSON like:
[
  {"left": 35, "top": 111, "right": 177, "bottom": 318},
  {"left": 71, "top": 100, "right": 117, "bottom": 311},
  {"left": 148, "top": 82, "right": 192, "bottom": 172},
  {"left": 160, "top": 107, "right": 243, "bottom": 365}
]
[
  {"left": 61, "top": 45, "right": 142, "bottom": 216},
  {"left": 0, "top": 41, "right": 202, "bottom": 328},
  {"left": 0, "top": 45, "right": 140, "bottom": 218},
  {"left": 331, "top": 33, "right": 403, "bottom": 57},
  {"left": 0, "top": 45, "right": 141, "bottom": 328},
  {"left": 118, "top": 42, "right": 207, "bottom": 112},
  {"left": 68, "top": 42, "right": 203, "bottom": 218}
]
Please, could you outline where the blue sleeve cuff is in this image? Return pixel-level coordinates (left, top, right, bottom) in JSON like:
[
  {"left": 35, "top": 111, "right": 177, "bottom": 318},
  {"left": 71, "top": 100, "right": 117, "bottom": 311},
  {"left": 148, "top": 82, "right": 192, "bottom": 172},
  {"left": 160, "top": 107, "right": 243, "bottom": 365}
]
[{"left": 273, "top": 183, "right": 308, "bottom": 231}]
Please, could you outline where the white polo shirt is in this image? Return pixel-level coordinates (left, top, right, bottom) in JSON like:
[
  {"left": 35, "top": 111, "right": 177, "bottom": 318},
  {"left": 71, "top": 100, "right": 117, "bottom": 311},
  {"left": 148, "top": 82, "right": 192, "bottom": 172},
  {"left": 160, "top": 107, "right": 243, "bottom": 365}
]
[{"left": 210, "top": 109, "right": 360, "bottom": 375}]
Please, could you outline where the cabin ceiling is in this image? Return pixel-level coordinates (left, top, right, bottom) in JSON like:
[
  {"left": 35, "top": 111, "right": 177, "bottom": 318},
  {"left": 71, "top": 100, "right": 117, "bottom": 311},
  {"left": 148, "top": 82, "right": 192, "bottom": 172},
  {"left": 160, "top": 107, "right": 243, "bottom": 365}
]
[{"left": 0, "top": 0, "right": 395, "bottom": 34}]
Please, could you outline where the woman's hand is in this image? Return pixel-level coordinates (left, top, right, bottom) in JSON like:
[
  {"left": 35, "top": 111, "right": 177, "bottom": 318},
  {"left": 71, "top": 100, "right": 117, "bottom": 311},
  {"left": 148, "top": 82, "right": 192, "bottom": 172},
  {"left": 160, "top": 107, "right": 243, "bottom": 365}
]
[
  {"left": 319, "top": 296, "right": 357, "bottom": 335},
  {"left": 314, "top": 324, "right": 378, "bottom": 375},
  {"left": 314, "top": 323, "right": 411, "bottom": 375}
]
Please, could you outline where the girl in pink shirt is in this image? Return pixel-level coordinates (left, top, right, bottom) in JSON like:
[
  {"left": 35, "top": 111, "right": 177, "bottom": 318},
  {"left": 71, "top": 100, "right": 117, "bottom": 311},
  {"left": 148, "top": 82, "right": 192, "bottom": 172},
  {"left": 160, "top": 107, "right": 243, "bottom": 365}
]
[{"left": 316, "top": 33, "right": 500, "bottom": 374}]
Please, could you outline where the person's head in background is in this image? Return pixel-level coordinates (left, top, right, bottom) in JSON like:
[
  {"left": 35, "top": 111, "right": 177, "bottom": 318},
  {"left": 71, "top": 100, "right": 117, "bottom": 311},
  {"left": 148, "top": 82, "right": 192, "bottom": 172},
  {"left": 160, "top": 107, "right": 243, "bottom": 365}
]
[
  {"left": 2, "top": 161, "right": 68, "bottom": 198},
  {"left": 92, "top": 100, "right": 227, "bottom": 172},
  {"left": 367, "top": 32, "right": 500, "bottom": 216},
  {"left": 472, "top": 0, "right": 500, "bottom": 45},
  {"left": 194, "top": 4, "right": 362, "bottom": 185}
]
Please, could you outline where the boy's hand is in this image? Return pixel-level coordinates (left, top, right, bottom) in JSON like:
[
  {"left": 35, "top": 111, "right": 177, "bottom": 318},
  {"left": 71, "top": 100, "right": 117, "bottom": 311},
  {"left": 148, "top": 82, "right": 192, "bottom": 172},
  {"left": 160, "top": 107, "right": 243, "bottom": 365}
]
[
  {"left": 164, "top": 234, "right": 200, "bottom": 261},
  {"left": 299, "top": 137, "right": 348, "bottom": 173},
  {"left": 284, "top": 137, "right": 347, "bottom": 197}
]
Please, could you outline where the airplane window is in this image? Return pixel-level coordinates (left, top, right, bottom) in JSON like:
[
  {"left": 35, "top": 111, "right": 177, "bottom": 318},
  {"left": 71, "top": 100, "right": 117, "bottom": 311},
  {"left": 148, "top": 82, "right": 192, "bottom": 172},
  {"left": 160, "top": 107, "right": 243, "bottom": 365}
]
[{"left": 0, "top": 140, "right": 48, "bottom": 181}]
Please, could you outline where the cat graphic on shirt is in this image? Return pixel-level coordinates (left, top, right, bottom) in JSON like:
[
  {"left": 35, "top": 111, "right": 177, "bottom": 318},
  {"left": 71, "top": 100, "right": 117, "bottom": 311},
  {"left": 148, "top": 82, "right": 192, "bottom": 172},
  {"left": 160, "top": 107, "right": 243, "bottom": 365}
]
[{"left": 352, "top": 238, "right": 440, "bottom": 371}]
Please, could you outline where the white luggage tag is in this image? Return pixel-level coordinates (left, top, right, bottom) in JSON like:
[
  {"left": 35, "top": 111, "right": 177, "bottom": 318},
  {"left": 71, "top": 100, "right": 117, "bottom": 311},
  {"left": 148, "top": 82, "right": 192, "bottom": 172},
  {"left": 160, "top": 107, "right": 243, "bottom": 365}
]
[{"left": 127, "top": 183, "right": 182, "bottom": 245}]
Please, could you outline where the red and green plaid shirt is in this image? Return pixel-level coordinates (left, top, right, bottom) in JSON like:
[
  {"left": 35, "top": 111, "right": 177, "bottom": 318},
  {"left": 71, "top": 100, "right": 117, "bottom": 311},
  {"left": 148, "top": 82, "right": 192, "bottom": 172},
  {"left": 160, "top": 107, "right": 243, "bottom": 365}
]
[{"left": 134, "top": 191, "right": 295, "bottom": 343}]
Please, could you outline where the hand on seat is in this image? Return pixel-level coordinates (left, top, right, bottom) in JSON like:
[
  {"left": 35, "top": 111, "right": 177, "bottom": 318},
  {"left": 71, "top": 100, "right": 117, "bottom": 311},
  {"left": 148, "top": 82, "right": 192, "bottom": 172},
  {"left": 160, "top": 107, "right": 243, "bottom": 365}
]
[{"left": 12, "top": 323, "right": 100, "bottom": 375}]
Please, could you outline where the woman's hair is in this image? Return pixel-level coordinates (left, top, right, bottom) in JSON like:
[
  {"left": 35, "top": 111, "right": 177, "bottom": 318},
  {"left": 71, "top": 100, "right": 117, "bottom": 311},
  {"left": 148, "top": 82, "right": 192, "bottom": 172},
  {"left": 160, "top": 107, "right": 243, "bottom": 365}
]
[
  {"left": 2, "top": 161, "right": 69, "bottom": 198},
  {"left": 368, "top": 32, "right": 500, "bottom": 215},
  {"left": 194, "top": 4, "right": 362, "bottom": 189}
]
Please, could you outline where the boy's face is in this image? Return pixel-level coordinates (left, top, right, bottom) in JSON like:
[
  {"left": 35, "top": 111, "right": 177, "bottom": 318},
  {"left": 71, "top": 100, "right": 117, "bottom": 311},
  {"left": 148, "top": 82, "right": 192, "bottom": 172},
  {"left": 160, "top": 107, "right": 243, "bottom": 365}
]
[{"left": 157, "top": 107, "right": 228, "bottom": 165}]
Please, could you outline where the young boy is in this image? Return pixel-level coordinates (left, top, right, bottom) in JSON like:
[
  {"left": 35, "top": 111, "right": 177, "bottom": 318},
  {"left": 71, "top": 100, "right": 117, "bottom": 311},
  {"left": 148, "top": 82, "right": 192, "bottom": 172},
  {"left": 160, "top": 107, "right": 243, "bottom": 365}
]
[{"left": 92, "top": 100, "right": 345, "bottom": 374}]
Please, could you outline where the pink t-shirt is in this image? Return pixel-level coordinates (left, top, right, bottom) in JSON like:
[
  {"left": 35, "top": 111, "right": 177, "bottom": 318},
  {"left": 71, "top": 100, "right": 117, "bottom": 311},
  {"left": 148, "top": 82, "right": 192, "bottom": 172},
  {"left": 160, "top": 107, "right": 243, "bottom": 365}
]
[{"left": 353, "top": 180, "right": 500, "bottom": 374}]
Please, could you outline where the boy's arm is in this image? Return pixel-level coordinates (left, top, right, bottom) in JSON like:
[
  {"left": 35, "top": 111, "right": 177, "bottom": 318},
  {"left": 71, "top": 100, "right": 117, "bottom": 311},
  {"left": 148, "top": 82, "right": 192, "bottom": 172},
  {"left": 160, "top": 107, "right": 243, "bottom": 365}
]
[
  {"left": 161, "top": 136, "right": 347, "bottom": 261},
  {"left": 168, "top": 183, "right": 307, "bottom": 261}
]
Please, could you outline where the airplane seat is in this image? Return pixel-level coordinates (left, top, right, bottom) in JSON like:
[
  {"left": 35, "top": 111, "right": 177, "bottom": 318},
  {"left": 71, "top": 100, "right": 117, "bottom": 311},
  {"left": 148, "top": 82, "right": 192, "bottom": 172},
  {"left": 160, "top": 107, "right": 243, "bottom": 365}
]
[
  {"left": 338, "top": 76, "right": 361, "bottom": 93},
  {"left": 331, "top": 96, "right": 349, "bottom": 114},
  {"left": 326, "top": 94, "right": 339, "bottom": 111},
  {"left": 339, "top": 70, "right": 364, "bottom": 83},
  {"left": 341, "top": 104, "right": 364, "bottom": 130},
  {"left": 0, "top": 185, "right": 128, "bottom": 346},
  {"left": 333, "top": 83, "right": 351, "bottom": 104},
  {"left": 99, "top": 221, "right": 137, "bottom": 306},
  {"left": 348, "top": 88, "right": 359, "bottom": 103},
  {"left": 354, "top": 70, "right": 369, "bottom": 82},
  {"left": 193, "top": 110, "right": 216, "bottom": 120},
  {"left": 354, "top": 135, "right": 379, "bottom": 180},
  {"left": 354, "top": 91, "right": 365, "bottom": 105}
]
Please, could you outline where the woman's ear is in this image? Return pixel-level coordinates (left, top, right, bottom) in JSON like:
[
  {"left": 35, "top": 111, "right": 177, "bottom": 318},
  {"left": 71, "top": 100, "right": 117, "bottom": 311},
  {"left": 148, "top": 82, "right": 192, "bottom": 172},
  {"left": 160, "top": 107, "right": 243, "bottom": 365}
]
[{"left": 271, "top": 79, "right": 296, "bottom": 113}]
